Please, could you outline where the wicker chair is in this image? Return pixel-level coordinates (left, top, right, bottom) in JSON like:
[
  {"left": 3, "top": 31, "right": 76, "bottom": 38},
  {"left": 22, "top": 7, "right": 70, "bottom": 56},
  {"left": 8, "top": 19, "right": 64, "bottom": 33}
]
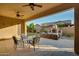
[
  {"left": 33, "top": 37, "right": 40, "bottom": 51},
  {"left": 21, "top": 34, "right": 28, "bottom": 48},
  {"left": 12, "top": 36, "right": 18, "bottom": 49},
  {"left": 27, "top": 37, "right": 40, "bottom": 52}
]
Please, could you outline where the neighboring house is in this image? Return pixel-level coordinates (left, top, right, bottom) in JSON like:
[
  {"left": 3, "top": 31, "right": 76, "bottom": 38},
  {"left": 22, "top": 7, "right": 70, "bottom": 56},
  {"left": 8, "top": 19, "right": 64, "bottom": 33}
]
[
  {"left": 41, "top": 24, "right": 59, "bottom": 33},
  {"left": 41, "top": 25, "right": 53, "bottom": 33},
  {"left": 35, "top": 24, "right": 41, "bottom": 32},
  {"left": 41, "top": 20, "right": 74, "bottom": 32}
]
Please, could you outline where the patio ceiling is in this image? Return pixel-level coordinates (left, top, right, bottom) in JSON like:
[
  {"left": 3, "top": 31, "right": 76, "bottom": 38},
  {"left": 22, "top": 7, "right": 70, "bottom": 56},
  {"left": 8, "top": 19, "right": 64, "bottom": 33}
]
[
  {"left": 0, "top": 3, "right": 62, "bottom": 20},
  {"left": 27, "top": 3, "right": 76, "bottom": 21}
]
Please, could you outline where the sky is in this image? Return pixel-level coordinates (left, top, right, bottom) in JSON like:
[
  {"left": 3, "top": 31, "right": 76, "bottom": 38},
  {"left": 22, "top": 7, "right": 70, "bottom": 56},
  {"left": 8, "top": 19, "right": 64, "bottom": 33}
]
[{"left": 26, "top": 8, "right": 74, "bottom": 25}]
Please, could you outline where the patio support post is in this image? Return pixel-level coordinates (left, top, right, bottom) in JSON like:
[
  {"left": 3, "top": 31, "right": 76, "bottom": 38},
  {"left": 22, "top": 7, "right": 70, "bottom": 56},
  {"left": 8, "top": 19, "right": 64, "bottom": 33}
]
[
  {"left": 75, "top": 7, "right": 79, "bottom": 55},
  {"left": 21, "top": 20, "right": 27, "bottom": 35}
]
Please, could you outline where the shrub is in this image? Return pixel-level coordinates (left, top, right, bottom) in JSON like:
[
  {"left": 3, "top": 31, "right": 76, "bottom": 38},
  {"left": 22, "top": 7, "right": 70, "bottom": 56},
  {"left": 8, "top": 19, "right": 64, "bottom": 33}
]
[
  {"left": 63, "top": 32, "right": 74, "bottom": 37},
  {"left": 57, "top": 24, "right": 65, "bottom": 28}
]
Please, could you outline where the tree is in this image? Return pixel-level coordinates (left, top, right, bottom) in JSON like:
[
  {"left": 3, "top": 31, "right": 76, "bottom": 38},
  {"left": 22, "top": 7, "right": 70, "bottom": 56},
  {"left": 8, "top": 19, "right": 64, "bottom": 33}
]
[{"left": 28, "top": 23, "right": 35, "bottom": 32}]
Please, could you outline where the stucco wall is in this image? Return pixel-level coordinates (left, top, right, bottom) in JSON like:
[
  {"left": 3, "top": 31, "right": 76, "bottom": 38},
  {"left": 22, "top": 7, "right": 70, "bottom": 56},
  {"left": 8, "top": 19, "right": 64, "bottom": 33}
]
[
  {"left": 0, "top": 16, "right": 21, "bottom": 39},
  {"left": 0, "top": 25, "right": 18, "bottom": 38},
  {"left": 0, "top": 38, "right": 15, "bottom": 54},
  {"left": 0, "top": 16, "right": 21, "bottom": 54}
]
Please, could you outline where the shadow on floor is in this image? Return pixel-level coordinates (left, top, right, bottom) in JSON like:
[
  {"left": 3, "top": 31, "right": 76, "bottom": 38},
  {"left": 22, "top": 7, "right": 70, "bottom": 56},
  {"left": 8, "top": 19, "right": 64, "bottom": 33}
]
[
  {"left": 0, "top": 50, "right": 76, "bottom": 56},
  {"left": 34, "top": 51, "right": 76, "bottom": 56}
]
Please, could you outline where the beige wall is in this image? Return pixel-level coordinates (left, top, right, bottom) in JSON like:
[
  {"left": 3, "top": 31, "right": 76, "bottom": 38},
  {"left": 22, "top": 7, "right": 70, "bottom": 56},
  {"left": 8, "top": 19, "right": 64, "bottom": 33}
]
[
  {"left": 0, "top": 16, "right": 21, "bottom": 39},
  {"left": 0, "top": 16, "right": 27, "bottom": 54},
  {"left": 0, "top": 15, "right": 27, "bottom": 39},
  {"left": 0, "top": 16, "right": 21, "bottom": 54},
  {"left": 0, "top": 25, "right": 18, "bottom": 38},
  {"left": 0, "top": 38, "right": 15, "bottom": 54}
]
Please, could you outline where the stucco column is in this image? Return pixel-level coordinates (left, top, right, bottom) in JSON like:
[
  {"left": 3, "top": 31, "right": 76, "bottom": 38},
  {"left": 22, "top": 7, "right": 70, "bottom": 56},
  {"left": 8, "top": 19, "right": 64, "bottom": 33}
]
[
  {"left": 75, "top": 7, "right": 79, "bottom": 54},
  {"left": 21, "top": 20, "right": 27, "bottom": 35}
]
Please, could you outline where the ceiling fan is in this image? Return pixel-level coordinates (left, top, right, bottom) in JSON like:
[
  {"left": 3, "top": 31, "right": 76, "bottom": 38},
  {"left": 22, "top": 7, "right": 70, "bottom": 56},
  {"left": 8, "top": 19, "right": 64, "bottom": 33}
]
[
  {"left": 16, "top": 11, "right": 24, "bottom": 18},
  {"left": 22, "top": 3, "right": 43, "bottom": 11}
]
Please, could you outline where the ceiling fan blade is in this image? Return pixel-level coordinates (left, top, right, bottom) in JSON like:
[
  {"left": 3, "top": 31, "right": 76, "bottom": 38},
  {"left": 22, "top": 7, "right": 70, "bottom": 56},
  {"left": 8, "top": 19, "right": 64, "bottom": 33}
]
[
  {"left": 22, "top": 3, "right": 42, "bottom": 11},
  {"left": 31, "top": 6, "right": 34, "bottom": 11},
  {"left": 35, "top": 4, "right": 42, "bottom": 8}
]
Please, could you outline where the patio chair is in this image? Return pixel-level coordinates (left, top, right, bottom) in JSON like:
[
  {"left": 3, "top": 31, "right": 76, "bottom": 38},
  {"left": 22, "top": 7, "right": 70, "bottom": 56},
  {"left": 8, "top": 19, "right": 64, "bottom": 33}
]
[
  {"left": 20, "top": 34, "right": 36, "bottom": 48},
  {"left": 12, "top": 36, "right": 18, "bottom": 49},
  {"left": 21, "top": 34, "right": 28, "bottom": 48},
  {"left": 21, "top": 33, "right": 40, "bottom": 52},
  {"left": 32, "top": 37, "right": 40, "bottom": 51},
  {"left": 27, "top": 36, "right": 40, "bottom": 52}
]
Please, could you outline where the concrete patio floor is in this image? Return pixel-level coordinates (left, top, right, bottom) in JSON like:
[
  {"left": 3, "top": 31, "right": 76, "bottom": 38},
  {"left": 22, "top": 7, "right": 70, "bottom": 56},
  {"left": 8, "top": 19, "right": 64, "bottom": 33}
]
[{"left": 0, "top": 37, "right": 77, "bottom": 56}]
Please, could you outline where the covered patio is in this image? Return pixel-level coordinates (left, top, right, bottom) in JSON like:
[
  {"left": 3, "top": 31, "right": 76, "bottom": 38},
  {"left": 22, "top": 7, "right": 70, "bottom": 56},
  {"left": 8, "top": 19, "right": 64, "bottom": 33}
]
[{"left": 0, "top": 3, "right": 79, "bottom": 55}]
